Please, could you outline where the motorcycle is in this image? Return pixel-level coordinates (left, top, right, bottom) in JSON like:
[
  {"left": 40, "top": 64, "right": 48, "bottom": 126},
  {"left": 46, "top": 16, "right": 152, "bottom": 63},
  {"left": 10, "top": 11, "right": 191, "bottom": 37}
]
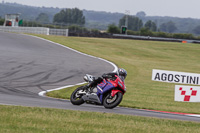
[{"left": 70, "top": 72, "right": 126, "bottom": 109}]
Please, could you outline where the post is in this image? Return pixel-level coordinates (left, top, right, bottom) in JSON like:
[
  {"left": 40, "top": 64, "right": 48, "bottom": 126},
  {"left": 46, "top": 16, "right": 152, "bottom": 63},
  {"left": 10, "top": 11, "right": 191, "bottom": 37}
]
[{"left": 125, "top": 10, "right": 130, "bottom": 34}]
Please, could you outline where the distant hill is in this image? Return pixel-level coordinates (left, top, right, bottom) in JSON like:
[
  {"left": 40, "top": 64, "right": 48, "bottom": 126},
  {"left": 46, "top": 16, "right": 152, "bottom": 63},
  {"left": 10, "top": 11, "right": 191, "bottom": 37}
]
[
  {"left": 1, "top": 2, "right": 200, "bottom": 34},
  {"left": 83, "top": 10, "right": 124, "bottom": 30},
  {"left": 140, "top": 16, "right": 200, "bottom": 34},
  {"left": 0, "top": 2, "right": 60, "bottom": 21}
]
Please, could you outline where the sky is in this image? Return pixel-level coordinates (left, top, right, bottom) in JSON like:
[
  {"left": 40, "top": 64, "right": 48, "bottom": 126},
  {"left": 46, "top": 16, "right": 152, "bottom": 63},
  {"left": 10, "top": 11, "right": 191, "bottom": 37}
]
[{"left": 2, "top": 0, "right": 200, "bottom": 19}]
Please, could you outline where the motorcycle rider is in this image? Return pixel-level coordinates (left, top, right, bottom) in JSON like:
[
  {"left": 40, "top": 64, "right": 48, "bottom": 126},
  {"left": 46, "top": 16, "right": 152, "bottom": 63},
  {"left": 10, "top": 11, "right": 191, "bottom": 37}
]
[
  {"left": 86, "top": 68, "right": 127, "bottom": 89},
  {"left": 70, "top": 68, "right": 127, "bottom": 108}
]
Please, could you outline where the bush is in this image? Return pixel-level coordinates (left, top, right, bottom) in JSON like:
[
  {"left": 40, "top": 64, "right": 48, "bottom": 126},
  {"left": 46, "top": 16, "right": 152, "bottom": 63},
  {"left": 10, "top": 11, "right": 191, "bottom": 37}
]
[
  {"left": 126, "top": 29, "right": 198, "bottom": 40},
  {"left": 172, "top": 33, "right": 195, "bottom": 40},
  {"left": 0, "top": 18, "right": 4, "bottom": 25},
  {"left": 140, "top": 28, "right": 153, "bottom": 36},
  {"left": 20, "top": 21, "right": 42, "bottom": 27},
  {"left": 68, "top": 25, "right": 89, "bottom": 33},
  {"left": 107, "top": 24, "right": 120, "bottom": 34},
  {"left": 90, "top": 29, "right": 100, "bottom": 34},
  {"left": 153, "top": 32, "right": 172, "bottom": 38},
  {"left": 127, "top": 30, "right": 140, "bottom": 36}
]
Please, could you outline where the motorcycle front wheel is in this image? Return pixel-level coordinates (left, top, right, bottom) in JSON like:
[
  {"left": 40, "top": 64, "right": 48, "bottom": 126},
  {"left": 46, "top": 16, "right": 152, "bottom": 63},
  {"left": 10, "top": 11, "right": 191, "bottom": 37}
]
[
  {"left": 103, "top": 92, "right": 123, "bottom": 109},
  {"left": 70, "top": 86, "right": 85, "bottom": 105}
]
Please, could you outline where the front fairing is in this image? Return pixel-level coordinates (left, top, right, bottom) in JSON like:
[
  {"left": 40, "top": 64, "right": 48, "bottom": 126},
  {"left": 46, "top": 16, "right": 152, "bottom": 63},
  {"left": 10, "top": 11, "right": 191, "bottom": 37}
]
[
  {"left": 111, "top": 75, "right": 126, "bottom": 91},
  {"left": 95, "top": 75, "right": 126, "bottom": 103},
  {"left": 97, "top": 79, "right": 115, "bottom": 95},
  {"left": 96, "top": 76, "right": 126, "bottom": 95}
]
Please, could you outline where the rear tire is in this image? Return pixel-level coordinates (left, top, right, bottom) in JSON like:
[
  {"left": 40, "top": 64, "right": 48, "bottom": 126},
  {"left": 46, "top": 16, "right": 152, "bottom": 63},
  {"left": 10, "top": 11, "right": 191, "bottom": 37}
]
[
  {"left": 103, "top": 92, "right": 123, "bottom": 109},
  {"left": 70, "top": 86, "right": 85, "bottom": 105}
]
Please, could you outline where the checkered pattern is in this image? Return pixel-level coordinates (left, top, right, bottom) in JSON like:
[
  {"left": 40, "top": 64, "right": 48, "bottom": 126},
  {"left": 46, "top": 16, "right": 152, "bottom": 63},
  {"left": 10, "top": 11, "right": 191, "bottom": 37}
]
[
  {"left": 179, "top": 87, "right": 197, "bottom": 101},
  {"left": 175, "top": 85, "right": 200, "bottom": 102}
]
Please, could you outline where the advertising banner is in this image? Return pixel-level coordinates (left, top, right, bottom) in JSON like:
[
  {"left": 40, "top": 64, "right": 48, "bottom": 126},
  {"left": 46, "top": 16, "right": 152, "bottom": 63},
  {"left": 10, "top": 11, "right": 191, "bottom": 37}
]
[
  {"left": 175, "top": 85, "right": 200, "bottom": 102},
  {"left": 152, "top": 69, "right": 200, "bottom": 85}
]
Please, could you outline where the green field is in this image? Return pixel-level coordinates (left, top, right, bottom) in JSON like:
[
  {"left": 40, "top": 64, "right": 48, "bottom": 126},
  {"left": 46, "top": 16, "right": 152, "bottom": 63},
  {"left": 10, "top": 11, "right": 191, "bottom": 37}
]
[
  {"left": 33, "top": 35, "right": 200, "bottom": 114},
  {"left": 1, "top": 105, "right": 200, "bottom": 133}
]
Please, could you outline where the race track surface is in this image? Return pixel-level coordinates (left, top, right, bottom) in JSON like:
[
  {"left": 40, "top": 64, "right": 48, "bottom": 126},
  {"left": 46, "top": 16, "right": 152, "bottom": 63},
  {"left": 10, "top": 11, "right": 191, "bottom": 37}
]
[{"left": 0, "top": 31, "right": 199, "bottom": 122}]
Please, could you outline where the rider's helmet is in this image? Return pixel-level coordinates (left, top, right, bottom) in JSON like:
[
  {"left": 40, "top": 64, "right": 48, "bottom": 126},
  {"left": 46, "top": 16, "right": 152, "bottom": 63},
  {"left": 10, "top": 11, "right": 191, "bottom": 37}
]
[{"left": 118, "top": 68, "right": 127, "bottom": 81}]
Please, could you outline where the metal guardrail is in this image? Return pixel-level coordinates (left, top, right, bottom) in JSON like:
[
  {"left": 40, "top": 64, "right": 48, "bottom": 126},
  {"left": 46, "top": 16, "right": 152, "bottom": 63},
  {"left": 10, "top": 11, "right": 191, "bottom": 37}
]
[
  {"left": 0, "top": 26, "right": 69, "bottom": 36},
  {"left": 0, "top": 26, "right": 49, "bottom": 35},
  {"left": 49, "top": 29, "right": 68, "bottom": 36},
  {"left": 113, "top": 34, "right": 182, "bottom": 41},
  {"left": 113, "top": 34, "right": 200, "bottom": 43}
]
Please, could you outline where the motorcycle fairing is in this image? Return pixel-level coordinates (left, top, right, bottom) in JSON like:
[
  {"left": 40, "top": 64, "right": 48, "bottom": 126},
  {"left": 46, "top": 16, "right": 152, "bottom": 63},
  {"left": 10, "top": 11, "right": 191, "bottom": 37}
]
[
  {"left": 94, "top": 75, "right": 126, "bottom": 104},
  {"left": 96, "top": 79, "right": 118, "bottom": 103}
]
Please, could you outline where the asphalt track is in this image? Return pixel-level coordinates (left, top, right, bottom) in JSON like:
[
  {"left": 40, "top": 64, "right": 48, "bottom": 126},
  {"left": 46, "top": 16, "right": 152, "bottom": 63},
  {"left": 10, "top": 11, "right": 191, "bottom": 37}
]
[{"left": 0, "top": 31, "right": 200, "bottom": 123}]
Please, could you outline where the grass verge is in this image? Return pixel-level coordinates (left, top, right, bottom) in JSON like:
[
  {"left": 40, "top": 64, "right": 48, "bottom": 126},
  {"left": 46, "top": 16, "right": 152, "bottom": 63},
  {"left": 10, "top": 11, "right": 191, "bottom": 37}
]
[
  {"left": 0, "top": 105, "right": 200, "bottom": 133},
  {"left": 47, "top": 84, "right": 86, "bottom": 99},
  {"left": 34, "top": 35, "right": 200, "bottom": 114}
]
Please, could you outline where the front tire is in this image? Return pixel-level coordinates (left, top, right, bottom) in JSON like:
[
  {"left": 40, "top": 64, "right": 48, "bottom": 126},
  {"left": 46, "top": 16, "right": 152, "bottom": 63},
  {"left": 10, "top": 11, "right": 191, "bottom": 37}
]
[
  {"left": 70, "top": 86, "right": 85, "bottom": 105},
  {"left": 103, "top": 92, "right": 123, "bottom": 109}
]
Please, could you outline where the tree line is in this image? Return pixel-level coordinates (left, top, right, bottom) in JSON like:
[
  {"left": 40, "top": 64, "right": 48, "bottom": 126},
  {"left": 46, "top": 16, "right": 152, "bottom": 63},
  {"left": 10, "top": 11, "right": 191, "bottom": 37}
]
[
  {"left": 27, "top": 11, "right": 183, "bottom": 35},
  {"left": 51, "top": 10, "right": 182, "bottom": 35},
  {"left": 34, "top": 8, "right": 85, "bottom": 26},
  {"left": 1, "top": 1, "right": 200, "bottom": 39},
  {"left": 108, "top": 15, "right": 178, "bottom": 34},
  {"left": 53, "top": 8, "right": 85, "bottom": 25},
  {"left": 107, "top": 14, "right": 200, "bottom": 40},
  {"left": 1, "top": 2, "right": 200, "bottom": 35}
]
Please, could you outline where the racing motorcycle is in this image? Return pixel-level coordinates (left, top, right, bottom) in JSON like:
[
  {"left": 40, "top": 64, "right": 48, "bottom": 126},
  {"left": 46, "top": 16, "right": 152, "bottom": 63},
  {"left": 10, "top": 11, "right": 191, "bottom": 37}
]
[{"left": 70, "top": 69, "right": 126, "bottom": 109}]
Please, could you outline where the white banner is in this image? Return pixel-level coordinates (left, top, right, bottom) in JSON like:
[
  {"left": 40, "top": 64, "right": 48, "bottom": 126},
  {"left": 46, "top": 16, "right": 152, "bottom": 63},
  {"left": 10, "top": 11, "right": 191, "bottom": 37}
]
[
  {"left": 175, "top": 85, "right": 200, "bottom": 102},
  {"left": 152, "top": 69, "right": 200, "bottom": 85}
]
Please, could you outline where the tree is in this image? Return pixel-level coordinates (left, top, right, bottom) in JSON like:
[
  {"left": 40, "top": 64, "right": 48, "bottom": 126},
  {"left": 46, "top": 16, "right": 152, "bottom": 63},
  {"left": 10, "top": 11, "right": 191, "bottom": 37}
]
[
  {"left": 144, "top": 20, "right": 157, "bottom": 31},
  {"left": 119, "top": 15, "right": 143, "bottom": 31},
  {"left": 160, "top": 23, "right": 167, "bottom": 32},
  {"left": 192, "top": 25, "right": 200, "bottom": 35},
  {"left": 167, "top": 21, "right": 177, "bottom": 33},
  {"left": 107, "top": 23, "right": 120, "bottom": 34},
  {"left": 140, "top": 27, "right": 153, "bottom": 36},
  {"left": 53, "top": 8, "right": 85, "bottom": 25},
  {"left": 35, "top": 13, "right": 50, "bottom": 23},
  {"left": 160, "top": 21, "right": 177, "bottom": 33},
  {"left": 0, "top": 17, "right": 4, "bottom": 25},
  {"left": 136, "top": 11, "right": 146, "bottom": 18}
]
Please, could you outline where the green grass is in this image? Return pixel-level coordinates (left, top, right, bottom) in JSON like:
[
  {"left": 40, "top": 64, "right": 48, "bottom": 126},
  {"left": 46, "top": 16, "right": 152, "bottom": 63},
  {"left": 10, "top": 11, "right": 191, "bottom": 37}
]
[
  {"left": 47, "top": 84, "right": 86, "bottom": 99},
  {"left": 1, "top": 105, "right": 200, "bottom": 133},
  {"left": 35, "top": 35, "right": 200, "bottom": 114}
]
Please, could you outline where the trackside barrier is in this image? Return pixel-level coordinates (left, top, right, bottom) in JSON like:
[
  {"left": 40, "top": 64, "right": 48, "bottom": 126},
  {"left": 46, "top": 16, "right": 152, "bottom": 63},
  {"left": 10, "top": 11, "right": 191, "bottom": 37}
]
[
  {"left": 0, "top": 26, "right": 69, "bottom": 36},
  {"left": 113, "top": 34, "right": 182, "bottom": 42},
  {"left": 0, "top": 26, "right": 49, "bottom": 35},
  {"left": 49, "top": 29, "right": 68, "bottom": 36},
  {"left": 113, "top": 34, "right": 200, "bottom": 43}
]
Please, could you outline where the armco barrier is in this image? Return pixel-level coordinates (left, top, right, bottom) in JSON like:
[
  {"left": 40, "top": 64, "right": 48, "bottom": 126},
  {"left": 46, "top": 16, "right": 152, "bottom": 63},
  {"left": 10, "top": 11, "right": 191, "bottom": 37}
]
[
  {"left": 113, "top": 34, "right": 182, "bottom": 42},
  {"left": 49, "top": 28, "right": 68, "bottom": 36},
  {"left": 0, "top": 26, "right": 49, "bottom": 35},
  {"left": 0, "top": 26, "right": 69, "bottom": 36},
  {"left": 113, "top": 34, "right": 200, "bottom": 43}
]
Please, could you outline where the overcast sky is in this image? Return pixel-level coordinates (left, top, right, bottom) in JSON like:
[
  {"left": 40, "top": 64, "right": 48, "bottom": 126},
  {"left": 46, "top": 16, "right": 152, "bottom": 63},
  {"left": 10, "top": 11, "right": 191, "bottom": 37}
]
[{"left": 2, "top": 0, "right": 200, "bottom": 19}]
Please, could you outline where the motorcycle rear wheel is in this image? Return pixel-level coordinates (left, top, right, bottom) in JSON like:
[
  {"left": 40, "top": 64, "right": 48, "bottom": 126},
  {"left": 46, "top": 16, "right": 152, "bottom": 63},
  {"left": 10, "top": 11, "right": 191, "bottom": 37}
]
[
  {"left": 103, "top": 92, "right": 123, "bottom": 109},
  {"left": 70, "top": 86, "right": 85, "bottom": 105}
]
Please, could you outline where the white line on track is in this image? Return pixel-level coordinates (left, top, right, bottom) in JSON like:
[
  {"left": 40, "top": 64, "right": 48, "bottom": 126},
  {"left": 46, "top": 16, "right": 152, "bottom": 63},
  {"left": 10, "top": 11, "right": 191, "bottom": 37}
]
[
  {"left": 188, "top": 115, "right": 200, "bottom": 117},
  {"left": 38, "top": 82, "right": 86, "bottom": 97},
  {"left": 22, "top": 34, "right": 118, "bottom": 97}
]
